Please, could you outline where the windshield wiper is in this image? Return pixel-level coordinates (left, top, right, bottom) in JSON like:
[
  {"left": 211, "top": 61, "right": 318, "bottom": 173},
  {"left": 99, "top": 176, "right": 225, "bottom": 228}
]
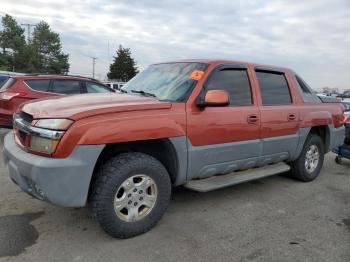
[{"left": 131, "top": 89, "right": 157, "bottom": 98}]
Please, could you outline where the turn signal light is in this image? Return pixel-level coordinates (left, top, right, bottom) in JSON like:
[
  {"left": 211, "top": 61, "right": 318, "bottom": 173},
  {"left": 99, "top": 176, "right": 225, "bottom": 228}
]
[{"left": 30, "top": 135, "right": 60, "bottom": 154}]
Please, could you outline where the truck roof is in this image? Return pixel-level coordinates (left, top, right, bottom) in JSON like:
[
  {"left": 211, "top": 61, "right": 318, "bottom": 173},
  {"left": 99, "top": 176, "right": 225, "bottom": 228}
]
[{"left": 157, "top": 59, "right": 290, "bottom": 71}]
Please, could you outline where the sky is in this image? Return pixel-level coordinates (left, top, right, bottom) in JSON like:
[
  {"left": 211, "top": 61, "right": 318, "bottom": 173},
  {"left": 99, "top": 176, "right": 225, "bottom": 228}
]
[{"left": 0, "top": 0, "right": 349, "bottom": 90}]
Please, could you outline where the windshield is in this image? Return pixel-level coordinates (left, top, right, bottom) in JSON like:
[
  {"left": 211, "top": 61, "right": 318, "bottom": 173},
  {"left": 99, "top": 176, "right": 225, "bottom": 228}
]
[{"left": 121, "top": 62, "right": 207, "bottom": 101}]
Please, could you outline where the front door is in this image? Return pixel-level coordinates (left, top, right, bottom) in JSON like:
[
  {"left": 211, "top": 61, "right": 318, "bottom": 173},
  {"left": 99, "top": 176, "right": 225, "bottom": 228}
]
[{"left": 186, "top": 65, "right": 261, "bottom": 179}]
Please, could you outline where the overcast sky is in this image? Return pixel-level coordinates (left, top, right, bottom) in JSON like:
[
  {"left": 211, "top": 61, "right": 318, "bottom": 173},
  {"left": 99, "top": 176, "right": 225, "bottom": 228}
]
[{"left": 1, "top": 0, "right": 349, "bottom": 90}]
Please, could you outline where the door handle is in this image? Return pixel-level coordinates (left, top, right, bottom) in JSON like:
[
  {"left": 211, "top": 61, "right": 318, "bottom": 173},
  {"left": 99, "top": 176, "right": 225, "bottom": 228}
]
[
  {"left": 247, "top": 114, "right": 259, "bottom": 124},
  {"left": 288, "top": 113, "right": 296, "bottom": 121}
]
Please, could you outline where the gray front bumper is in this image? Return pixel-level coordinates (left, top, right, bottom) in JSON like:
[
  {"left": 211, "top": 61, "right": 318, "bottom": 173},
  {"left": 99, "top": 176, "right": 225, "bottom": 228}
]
[{"left": 3, "top": 132, "right": 104, "bottom": 207}]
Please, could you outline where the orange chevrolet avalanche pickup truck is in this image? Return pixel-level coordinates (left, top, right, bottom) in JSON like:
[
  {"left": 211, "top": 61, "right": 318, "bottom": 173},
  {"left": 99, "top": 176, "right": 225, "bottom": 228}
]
[{"left": 3, "top": 60, "right": 345, "bottom": 238}]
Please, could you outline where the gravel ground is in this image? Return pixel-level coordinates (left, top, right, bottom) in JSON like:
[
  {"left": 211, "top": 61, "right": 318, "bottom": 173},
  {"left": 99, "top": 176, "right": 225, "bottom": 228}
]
[{"left": 0, "top": 129, "right": 349, "bottom": 262}]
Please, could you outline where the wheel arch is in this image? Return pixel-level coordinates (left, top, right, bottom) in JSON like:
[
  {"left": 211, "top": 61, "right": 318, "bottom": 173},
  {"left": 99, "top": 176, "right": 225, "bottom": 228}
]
[
  {"left": 309, "top": 125, "right": 330, "bottom": 152},
  {"left": 292, "top": 125, "right": 330, "bottom": 161},
  {"left": 90, "top": 137, "right": 186, "bottom": 192}
]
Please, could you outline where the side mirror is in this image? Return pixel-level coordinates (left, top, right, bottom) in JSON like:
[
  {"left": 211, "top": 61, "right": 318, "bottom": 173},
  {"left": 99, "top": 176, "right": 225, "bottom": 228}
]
[{"left": 197, "top": 90, "right": 230, "bottom": 107}]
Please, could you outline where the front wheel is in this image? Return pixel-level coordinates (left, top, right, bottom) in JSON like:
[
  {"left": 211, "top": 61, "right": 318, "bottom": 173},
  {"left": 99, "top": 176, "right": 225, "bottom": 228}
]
[
  {"left": 90, "top": 152, "right": 172, "bottom": 238},
  {"left": 290, "top": 134, "right": 325, "bottom": 182}
]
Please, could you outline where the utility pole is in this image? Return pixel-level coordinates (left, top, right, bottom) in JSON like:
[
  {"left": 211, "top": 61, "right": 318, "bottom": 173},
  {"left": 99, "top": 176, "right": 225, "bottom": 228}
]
[
  {"left": 90, "top": 57, "right": 97, "bottom": 79},
  {"left": 21, "top": 23, "right": 36, "bottom": 42}
]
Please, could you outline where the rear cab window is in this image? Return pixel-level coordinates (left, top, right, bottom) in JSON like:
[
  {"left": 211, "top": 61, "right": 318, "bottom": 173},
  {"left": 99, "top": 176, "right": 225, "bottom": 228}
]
[
  {"left": 51, "top": 80, "right": 82, "bottom": 94},
  {"left": 24, "top": 80, "right": 50, "bottom": 92},
  {"left": 255, "top": 70, "right": 292, "bottom": 105}
]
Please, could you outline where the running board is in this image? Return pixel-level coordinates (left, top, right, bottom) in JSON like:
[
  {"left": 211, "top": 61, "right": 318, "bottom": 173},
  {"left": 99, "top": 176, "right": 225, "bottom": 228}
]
[{"left": 184, "top": 162, "right": 290, "bottom": 192}]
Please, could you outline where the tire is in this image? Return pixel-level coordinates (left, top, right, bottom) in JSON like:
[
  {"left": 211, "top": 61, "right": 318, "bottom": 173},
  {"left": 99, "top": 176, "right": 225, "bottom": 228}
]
[
  {"left": 290, "top": 134, "right": 325, "bottom": 182},
  {"left": 90, "top": 152, "right": 172, "bottom": 238}
]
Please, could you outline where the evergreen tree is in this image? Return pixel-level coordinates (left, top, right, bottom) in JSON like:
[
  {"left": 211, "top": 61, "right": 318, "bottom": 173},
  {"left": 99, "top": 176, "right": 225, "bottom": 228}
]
[
  {"left": 0, "top": 15, "right": 70, "bottom": 73},
  {"left": 30, "top": 21, "right": 69, "bottom": 74},
  {"left": 0, "top": 14, "right": 26, "bottom": 71},
  {"left": 108, "top": 45, "right": 138, "bottom": 81}
]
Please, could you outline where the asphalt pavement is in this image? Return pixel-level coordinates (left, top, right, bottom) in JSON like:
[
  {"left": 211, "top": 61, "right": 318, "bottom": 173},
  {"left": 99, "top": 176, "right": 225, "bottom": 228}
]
[{"left": 0, "top": 129, "right": 349, "bottom": 262}]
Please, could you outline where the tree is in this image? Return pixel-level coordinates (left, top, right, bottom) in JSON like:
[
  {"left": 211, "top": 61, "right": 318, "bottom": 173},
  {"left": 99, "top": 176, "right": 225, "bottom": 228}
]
[
  {"left": 30, "top": 21, "right": 69, "bottom": 74},
  {"left": 0, "top": 14, "right": 25, "bottom": 54},
  {"left": 0, "top": 15, "right": 70, "bottom": 73},
  {"left": 0, "top": 14, "right": 26, "bottom": 71},
  {"left": 108, "top": 45, "right": 138, "bottom": 81}
]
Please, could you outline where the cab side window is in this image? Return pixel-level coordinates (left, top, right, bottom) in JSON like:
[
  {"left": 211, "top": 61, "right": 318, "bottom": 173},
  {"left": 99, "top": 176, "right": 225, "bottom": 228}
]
[
  {"left": 256, "top": 70, "right": 292, "bottom": 105},
  {"left": 205, "top": 68, "right": 252, "bottom": 106}
]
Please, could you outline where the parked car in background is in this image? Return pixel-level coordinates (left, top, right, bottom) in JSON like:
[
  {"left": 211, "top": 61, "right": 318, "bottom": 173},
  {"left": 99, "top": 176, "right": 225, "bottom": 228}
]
[
  {"left": 333, "top": 101, "right": 350, "bottom": 163},
  {"left": 103, "top": 81, "right": 125, "bottom": 90},
  {"left": 0, "top": 74, "right": 114, "bottom": 127},
  {"left": 342, "top": 90, "right": 350, "bottom": 99},
  {"left": 343, "top": 101, "right": 350, "bottom": 123},
  {"left": 0, "top": 71, "right": 25, "bottom": 87}
]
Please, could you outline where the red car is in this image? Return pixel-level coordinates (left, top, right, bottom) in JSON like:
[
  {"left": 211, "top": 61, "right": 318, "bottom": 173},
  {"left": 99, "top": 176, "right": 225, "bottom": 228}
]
[{"left": 0, "top": 75, "right": 113, "bottom": 127}]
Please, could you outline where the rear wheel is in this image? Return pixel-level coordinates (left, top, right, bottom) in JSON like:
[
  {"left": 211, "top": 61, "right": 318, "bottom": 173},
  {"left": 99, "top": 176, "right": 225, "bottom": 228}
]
[
  {"left": 290, "top": 134, "right": 324, "bottom": 182},
  {"left": 90, "top": 152, "right": 172, "bottom": 238}
]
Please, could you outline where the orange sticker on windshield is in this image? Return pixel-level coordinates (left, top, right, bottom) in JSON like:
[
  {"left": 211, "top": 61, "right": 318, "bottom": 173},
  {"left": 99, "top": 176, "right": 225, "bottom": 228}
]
[{"left": 189, "top": 70, "right": 205, "bottom": 80}]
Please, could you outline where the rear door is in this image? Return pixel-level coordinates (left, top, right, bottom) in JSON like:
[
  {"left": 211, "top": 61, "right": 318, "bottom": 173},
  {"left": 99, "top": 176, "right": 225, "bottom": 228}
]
[
  {"left": 254, "top": 69, "right": 300, "bottom": 164},
  {"left": 186, "top": 65, "right": 261, "bottom": 179}
]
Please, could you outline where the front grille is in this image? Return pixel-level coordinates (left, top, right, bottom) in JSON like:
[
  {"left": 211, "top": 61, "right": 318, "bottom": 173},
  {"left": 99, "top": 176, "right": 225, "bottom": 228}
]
[
  {"left": 19, "top": 111, "right": 33, "bottom": 124},
  {"left": 13, "top": 112, "right": 32, "bottom": 147}
]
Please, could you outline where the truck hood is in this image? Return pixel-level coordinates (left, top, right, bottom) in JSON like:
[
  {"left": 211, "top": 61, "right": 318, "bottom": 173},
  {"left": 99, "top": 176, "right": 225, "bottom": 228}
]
[{"left": 21, "top": 93, "right": 172, "bottom": 120}]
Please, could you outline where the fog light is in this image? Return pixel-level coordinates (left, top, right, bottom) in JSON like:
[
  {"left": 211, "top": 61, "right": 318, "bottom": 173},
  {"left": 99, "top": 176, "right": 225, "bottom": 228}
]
[{"left": 30, "top": 135, "right": 59, "bottom": 154}]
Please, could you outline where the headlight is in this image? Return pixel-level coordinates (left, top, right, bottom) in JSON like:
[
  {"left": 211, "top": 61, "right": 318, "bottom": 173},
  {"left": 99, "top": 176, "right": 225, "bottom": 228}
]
[
  {"left": 29, "top": 118, "right": 73, "bottom": 154},
  {"left": 35, "top": 119, "right": 73, "bottom": 130},
  {"left": 30, "top": 136, "right": 59, "bottom": 154}
]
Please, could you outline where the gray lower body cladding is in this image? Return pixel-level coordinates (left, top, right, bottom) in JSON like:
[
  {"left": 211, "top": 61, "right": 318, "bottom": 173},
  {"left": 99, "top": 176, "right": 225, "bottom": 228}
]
[
  {"left": 185, "top": 131, "right": 304, "bottom": 181},
  {"left": 173, "top": 125, "right": 345, "bottom": 183},
  {"left": 3, "top": 132, "right": 104, "bottom": 207}
]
